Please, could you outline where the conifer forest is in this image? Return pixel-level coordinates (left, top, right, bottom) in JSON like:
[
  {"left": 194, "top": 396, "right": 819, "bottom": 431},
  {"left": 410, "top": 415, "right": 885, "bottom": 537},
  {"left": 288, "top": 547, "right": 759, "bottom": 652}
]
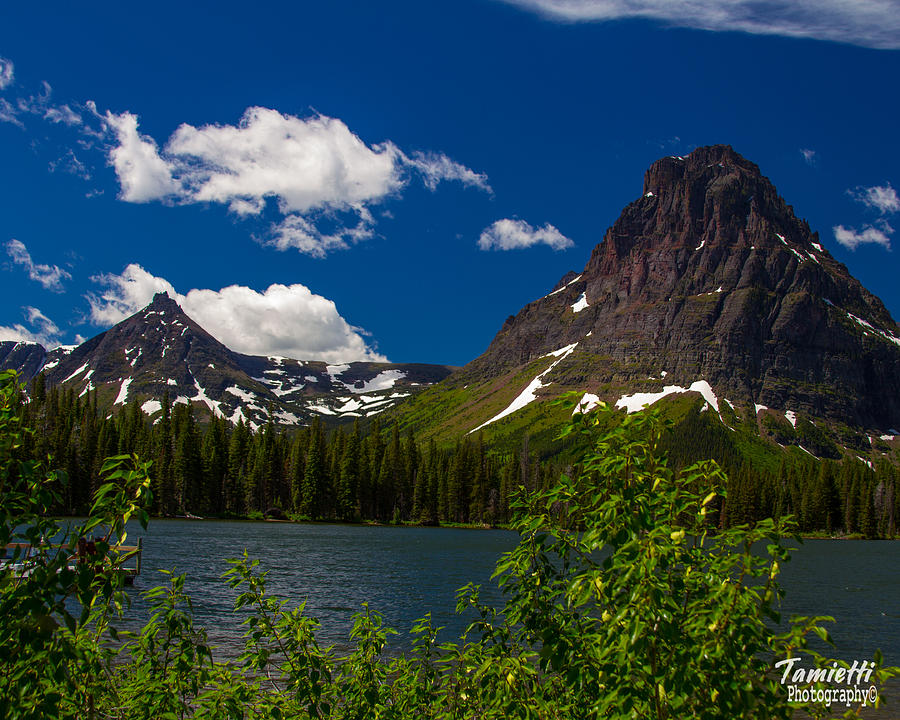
[{"left": 11, "top": 372, "right": 897, "bottom": 538}]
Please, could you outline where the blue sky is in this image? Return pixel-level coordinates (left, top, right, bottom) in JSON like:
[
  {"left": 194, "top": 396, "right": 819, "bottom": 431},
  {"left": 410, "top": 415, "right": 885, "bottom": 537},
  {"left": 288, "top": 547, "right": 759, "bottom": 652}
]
[{"left": 1, "top": 0, "right": 898, "bottom": 366}]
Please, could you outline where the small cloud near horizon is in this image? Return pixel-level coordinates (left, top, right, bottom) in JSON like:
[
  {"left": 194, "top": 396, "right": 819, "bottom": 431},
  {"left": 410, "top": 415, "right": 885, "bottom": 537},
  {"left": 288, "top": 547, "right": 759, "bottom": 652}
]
[{"left": 478, "top": 218, "right": 574, "bottom": 251}]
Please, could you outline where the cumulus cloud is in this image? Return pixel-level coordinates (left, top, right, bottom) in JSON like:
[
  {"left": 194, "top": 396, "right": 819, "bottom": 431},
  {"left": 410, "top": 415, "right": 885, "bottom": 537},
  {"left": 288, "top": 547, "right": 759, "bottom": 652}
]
[
  {"left": 87, "top": 263, "right": 387, "bottom": 363},
  {"left": 478, "top": 218, "right": 574, "bottom": 251},
  {"left": 5, "top": 239, "right": 72, "bottom": 291},
  {"left": 800, "top": 148, "right": 817, "bottom": 166},
  {"left": 103, "top": 111, "right": 179, "bottom": 202},
  {"left": 100, "top": 106, "right": 489, "bottom": 256},
  {"left": 0, "top": 306, "right": 61, "bottom": 347},
  {"left": 499, "top": 0, "right": 900, "bottom": 49},
  {"left": 833, "top": 222, "right": 893, "bottom": 250},
  {"left": 0, "top": 57, "right": 13, "bottom": 90},
  {"left": 834, "top": 181, "right": 899, "bottom": 250},
  {"left": 849, "top": 183, "right": 900, "bottom": 215},
  {"left": 268, "top": 212, "right": 376, "bottom": 258}
]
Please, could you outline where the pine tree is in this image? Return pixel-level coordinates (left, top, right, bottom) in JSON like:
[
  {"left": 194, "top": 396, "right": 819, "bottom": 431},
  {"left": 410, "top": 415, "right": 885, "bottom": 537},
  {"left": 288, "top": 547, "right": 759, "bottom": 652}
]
[
  {"left": 173, "top": 403, "right": 203, "bottom": 514},
  {"left": 202, "top": 416, "right": 229, "bottom": 515},
  {"left": 300, "top": 418, "right": 324, "bottom": 518},
  {"left": 337, "top": 429, "right": 360, "bottom": 521},
  {"left": 226, "top": 419, "right": 250, "bottom": 515},
  {"left": 289, "top": 429, "right": 307, "bottom": 514}
]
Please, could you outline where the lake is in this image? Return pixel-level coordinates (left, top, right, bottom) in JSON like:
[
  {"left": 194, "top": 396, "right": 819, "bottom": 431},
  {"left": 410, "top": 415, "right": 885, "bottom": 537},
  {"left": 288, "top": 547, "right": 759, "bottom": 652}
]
[
  {"left": 109, "top": 519, "right": 900, "bottom": 660},
  {"left": 101, "top": 519, "right": 900, "bottom": 715}
]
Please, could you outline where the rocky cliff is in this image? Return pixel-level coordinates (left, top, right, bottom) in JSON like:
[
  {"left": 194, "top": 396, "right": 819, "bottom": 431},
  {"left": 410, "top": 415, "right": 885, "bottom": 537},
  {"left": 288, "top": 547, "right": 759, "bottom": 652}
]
[{"left": 453, "top": 145, "right": 900, "bottom": 432}]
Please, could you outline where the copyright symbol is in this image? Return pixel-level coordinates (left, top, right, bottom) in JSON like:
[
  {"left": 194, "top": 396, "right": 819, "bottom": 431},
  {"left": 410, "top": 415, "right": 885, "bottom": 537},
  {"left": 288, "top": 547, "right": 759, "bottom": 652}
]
[{"left": 869, "top": 685, "right": 878, "bottom": 704}]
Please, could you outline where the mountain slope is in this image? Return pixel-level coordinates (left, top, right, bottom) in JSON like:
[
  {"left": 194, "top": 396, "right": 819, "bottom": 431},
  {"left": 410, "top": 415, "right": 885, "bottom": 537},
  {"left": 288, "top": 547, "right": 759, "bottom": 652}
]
[
  {"left": 8, "top": 293, "right": 454, "bottom": 429},
  {"left": 396, "top": 145, "right": 900, "bottom": 446},
  {"left": 0, "top": 341, "right": 47, "bottom": 380}
]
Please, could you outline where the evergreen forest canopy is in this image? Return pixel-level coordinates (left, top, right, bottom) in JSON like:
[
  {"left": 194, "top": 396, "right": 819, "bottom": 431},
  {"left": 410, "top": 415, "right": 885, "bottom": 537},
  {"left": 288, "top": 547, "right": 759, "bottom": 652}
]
[{"left": 16, "top": 371, "right": 900, "bottom": 538}]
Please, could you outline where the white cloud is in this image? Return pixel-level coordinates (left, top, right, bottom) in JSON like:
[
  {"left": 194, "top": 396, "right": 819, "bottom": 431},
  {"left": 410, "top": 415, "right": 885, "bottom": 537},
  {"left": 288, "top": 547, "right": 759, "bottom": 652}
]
[
  {"left": 163, "top": 108, "right": 404, "bottom": 213},
  {"left": 87, "top": 263, "right": 387, "bottom": 363},
  {"left": 835, "top": 182, "right": 899, "bottom": 250},
  {"left": 0, "top": 98, "right": 22, "bottom": 127},
  {"left": 478, "top": 218, "right": 574, "bottom": 251},
  {"left": 5, "top": 239, "right": 72, "bottom": 291},
  {"left": 103, "top": 110, "right": 179, "bottom": 202},
  {"left": 0, "top": 57, "right": 13, "bottom": 90},
  {"left": 87, "top": 264, "right": 176, "bottom": 326},
  {"left": 849, "top": 183, "right": 900, "bottom": 215},
  {"left": 44, "top": 104, "right": 82, "bottom": 126},
  {"left": 800, "top": 148, "right": 817, "bottom": 165},
  {"left": 100, "top": 106, "right": 489, "bottom": 255},
  {"left": 833, "top": 221, "right": 893, "bottom": 250},
  {"left": 0, "top": 306, "right": 61, "bottom": 347},
  {"left": 499, "top": 0, "right": 900, "bottom": 49},
  {"left": 402, "top": 150, "right": 491, "bottom": 192},
  {"left": 267, "top": 212, "right": 376, "bottom": 258}
]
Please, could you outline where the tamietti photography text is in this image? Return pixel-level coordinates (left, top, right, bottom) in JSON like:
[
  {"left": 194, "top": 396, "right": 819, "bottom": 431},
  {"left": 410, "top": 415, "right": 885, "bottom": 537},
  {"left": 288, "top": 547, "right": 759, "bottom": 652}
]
[{"left": 777, "top": 657, "right": 881, "bottom": 708}]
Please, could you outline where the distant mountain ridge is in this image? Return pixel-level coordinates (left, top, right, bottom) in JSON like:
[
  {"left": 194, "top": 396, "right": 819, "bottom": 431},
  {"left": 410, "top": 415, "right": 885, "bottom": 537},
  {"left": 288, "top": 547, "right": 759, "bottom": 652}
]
[
  {"left": 1, "top": 293, "right": 454, "bottom": 429},
  {"left": 394, "top": 145, "right": 900, "bottom": 448}
]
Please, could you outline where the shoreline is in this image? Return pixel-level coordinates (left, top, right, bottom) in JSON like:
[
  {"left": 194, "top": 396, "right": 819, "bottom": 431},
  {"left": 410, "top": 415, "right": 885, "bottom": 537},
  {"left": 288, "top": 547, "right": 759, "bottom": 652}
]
[{"left": 54, "top": 513, "right": 898, "bottom": 539}]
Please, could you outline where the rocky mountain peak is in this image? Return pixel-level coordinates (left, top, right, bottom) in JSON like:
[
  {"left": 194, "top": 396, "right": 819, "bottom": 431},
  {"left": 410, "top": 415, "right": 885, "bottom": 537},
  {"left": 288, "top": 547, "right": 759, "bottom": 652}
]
[
  {"left": 642, "top": 144, "right": 761, "bottom": 197},
  {"left": 591, "top": 144, "right": 814, "bottom": 280},
  {"left": 456, "top": 146, "right": 900, "bottom": 431},
  {"left": 147, "top": 291, "right": 182, "bottom": 313}
]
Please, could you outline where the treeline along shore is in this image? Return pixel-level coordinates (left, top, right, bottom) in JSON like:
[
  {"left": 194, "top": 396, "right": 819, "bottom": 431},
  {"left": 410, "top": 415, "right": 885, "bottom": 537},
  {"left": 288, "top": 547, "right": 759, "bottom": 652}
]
[{"left": 14, "top": 372, "right": 900, "bottom": 537}]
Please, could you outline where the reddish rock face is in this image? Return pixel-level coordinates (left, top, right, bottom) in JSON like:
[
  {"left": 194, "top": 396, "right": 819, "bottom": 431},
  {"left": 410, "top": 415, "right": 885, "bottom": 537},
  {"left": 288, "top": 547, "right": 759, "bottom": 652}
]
[{"left": 462, "top": 145, "right": 900, "bottom": 430}]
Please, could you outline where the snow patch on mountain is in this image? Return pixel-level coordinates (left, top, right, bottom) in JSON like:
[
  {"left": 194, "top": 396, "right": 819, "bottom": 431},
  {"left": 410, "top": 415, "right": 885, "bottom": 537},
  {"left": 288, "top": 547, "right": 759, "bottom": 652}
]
[
  {"left": 345, "top": 369, "right": 406, "bottom": 394},
  {"left": 63, "top": 363, "right": 89, "bottom": 383},
  {"left": 573, "top": 392, "right": 601, "bottom": 415},
  {"left": 845, "top": 311, "right": 900, "bottom": 347},
  {"left": 191, "top": 380, "right": 223, "bottom": 418},
  {"left": 571, "top": 293, "right": 589, "bottom": 313},
  {"left": 228, "top": 406, "right": 257, "bottom": 431},
  {"left": 141, "top": 399, "right": 162, "bottom": 415},
  {"left": 547, "top": 274, "right": 582, "bottom": 298},
  {"left": 615, "top": 380, "right": 720, "bottom": 415},
  {"left": 471, "top": 343, "right": 579, "bottom": 433},
  {"left": 225, "top": 385, "right": 256, "bottom": 402},
  {"left": 114, "top": 378, "right": 132, "bottom": 405},
  {"left": 306, "top": 401, "right": 337, "bottom": 415},
  {"left": 326, "top": 364, "right": 350, "bottom": 378},
  {"left": 274, "top": 409, "right": 300, "bottom": 425}
]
